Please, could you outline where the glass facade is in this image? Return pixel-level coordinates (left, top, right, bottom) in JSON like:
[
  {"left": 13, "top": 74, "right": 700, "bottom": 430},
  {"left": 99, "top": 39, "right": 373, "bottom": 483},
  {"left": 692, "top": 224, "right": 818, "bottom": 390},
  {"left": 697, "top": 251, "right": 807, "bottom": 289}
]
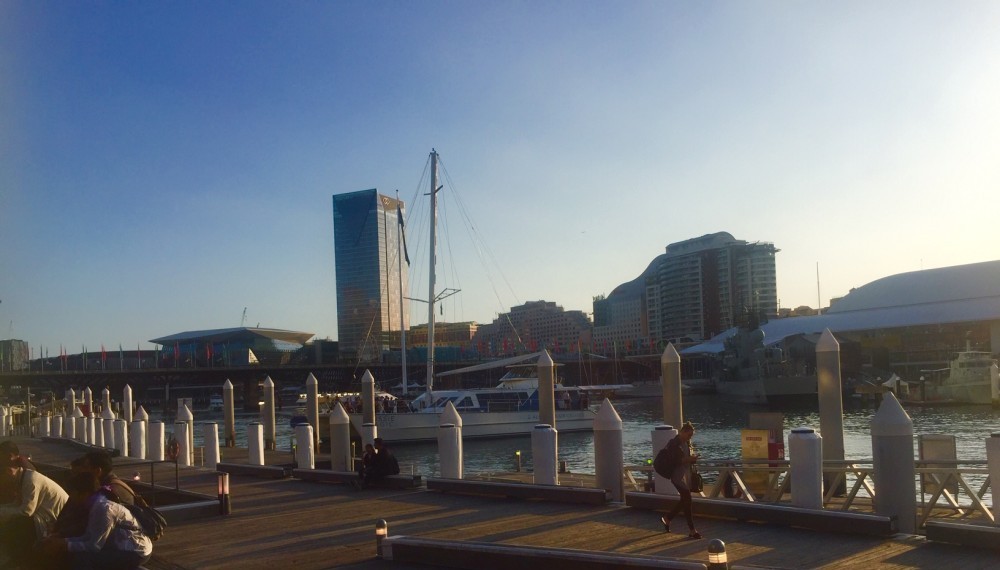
[{"left": 332, "top": 189, "right": 409, "bottom": 362}]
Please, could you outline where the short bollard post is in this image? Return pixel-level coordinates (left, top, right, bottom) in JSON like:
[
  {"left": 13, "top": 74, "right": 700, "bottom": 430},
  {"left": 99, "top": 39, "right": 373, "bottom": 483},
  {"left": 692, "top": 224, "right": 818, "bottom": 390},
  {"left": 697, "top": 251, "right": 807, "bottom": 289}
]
[
  {"left": 707, "top": 539, "right": 728, "bottom": 570},
  {"left": 515, "top": 450, "right": 521, "bottom": 472},
  {"left": 375, "top": 519, "right": 388, "bottom": 558},
  {"left": 217, "top": 472, "right": 231, "bottom": 515}
]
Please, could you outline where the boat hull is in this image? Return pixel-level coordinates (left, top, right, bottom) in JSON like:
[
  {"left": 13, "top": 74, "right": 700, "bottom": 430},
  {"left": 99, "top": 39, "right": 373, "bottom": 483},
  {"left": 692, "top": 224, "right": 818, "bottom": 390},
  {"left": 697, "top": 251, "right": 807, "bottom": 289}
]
[
  {"left": 348, "top": 409, "right": 597, "bottom": 443},
  {"left": 935, "top": 380, "right": 992, "bottom": 405}
]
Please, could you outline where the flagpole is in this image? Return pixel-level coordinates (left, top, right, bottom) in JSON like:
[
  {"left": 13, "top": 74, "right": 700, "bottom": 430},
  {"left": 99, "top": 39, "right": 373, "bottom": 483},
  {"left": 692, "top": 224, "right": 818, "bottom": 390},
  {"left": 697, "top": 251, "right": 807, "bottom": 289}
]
[{"left": 397, "top": 191, "right": 408, "bottom": 396}]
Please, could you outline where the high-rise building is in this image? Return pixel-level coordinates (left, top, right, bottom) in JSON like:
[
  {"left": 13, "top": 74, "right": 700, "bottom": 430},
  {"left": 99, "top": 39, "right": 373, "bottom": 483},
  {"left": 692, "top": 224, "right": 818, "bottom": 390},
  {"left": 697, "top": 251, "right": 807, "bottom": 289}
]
[
  {"left": 332, "top": 189, "right": 409, "bottom": 362},
  {"left": 472, "top": 301, "right": 592, "bottom": 356},
  {"left": 595, "top": 232, "right": 778, "bottom": 348}
]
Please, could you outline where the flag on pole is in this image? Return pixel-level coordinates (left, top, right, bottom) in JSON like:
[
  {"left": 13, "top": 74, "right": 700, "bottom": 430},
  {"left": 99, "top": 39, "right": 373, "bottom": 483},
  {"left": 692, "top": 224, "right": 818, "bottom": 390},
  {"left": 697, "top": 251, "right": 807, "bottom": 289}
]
[{"left": 397, "top": 203, "right": 410, "bottom": 265}]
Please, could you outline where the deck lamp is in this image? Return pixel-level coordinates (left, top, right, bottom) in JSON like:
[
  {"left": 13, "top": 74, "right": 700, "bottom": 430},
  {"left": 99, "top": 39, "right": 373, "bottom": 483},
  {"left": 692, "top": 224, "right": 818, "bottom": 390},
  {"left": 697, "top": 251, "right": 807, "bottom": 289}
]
[
  {"left": 515, "top": 450, "right": 522, "bottom": 472},
  {"left": 707, "top": 539, "right": 728, "bottom": 570},
  {"left": 375, "top": 519, "right": 388, "bottom": 558},
  {"left": 217, "top": 472, "right": 231, "bottom": 515}
]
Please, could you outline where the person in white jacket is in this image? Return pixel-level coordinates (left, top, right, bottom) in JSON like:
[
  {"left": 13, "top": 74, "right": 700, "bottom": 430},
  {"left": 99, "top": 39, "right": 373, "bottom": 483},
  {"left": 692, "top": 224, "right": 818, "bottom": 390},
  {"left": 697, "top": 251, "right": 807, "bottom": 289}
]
[
  {"left": 0, "top": 442, "right": 69, "bottom": 568},
  {"left": 39, "top": 470, "right": 152, "bottom": 570}
]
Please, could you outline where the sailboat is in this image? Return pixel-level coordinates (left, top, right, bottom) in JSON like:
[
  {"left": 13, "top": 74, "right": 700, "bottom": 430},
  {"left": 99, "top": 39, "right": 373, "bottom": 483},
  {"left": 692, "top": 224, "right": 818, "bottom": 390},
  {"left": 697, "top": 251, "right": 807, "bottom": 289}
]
[{"left": 347, "top": 150, "right": 597, "bottom": 443}]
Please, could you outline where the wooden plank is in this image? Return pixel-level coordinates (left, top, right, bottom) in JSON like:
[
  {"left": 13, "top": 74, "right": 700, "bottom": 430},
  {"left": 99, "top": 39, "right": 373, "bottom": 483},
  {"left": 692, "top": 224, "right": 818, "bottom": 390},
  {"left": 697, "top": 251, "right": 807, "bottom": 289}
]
[{"left": 427, "top": 478, "right": 608, "bottom": 505}]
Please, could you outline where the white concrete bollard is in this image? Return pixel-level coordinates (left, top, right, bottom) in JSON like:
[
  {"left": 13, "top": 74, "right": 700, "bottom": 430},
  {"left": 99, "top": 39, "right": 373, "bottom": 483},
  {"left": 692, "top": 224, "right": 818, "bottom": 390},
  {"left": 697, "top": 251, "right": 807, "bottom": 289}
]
[
  {"left": 102, "top": 407, "right": 116, "bottom": 451},
  {"left": 114, "top": 419, "right": 128, "bottom": 457},
  {"left": 660, "top": 344, "right": 683, "bottom": 429},
  {"left": 178, "top": 404, "right": 195, "bottom": 466},
  {"left": 329, "top": 403, "right": 352, "bottom": 472},
  {"left": 123, "top": 385, "right": 134, "bottom": 423},
  {"left": 102, "top": 387, "right": 111, "bottom": 413},
  {"left": 1, "top": 407, "right": 8, "bottom": 437},
  {"left": 531, "top": 424, "right": 558, "bottom": 485},
  {"left": 52, "top": 413, "right": 63, "bottom": 438},
  {"left": 135, "top": 406, "right": 149, "bottom": 455},
  {"left": 361, "top": 370, "right": 376, "bottom": 427},
  {"left": 438, "top": 402, "right": 464, "bottom": 479},
  {"left": 93, "top": 414, "right": 104, "bottom": 447},
  {"left": 306, "top": 373, "right": 320, "bottom": 449},
  {"left": 817, "top": 329, "right": 846, "bottom": 493},
  {"left": 40, "top": 415, "right": 51, "bottom": 438},
  {"left": 653, "top": 425, "right": 679, "bottom": 495},
  {"left": 84, "top": 387, "right": 93, "bottom": 416},
  {"left": 871, "top": 392, "right": 916, "bottom": 534},
  {"left": 67, "top": 388, "right": 76, "bottom": 414},
  {"left": 789, "top": 427, "right": 824, "bottom": 509},
  {"left": 149, "top": 421, "right": 165, "bottom": 462},
  {"left": 223, "top": 379, "right": 236, "bottom": 447},
  {"left": 262, "top": 377, "right": 276, "bottom": 451},
  {"left": 985, "top": 433, "right": 1000, "bottom": 524},
  {"left": 64, "top": 413, "right": 76, "bottom": 440},
  {"left": 594, "top": 398, "right": 624, "bottom": 502},
  {"left": 129, "top": 420, "right": 146, "bottom": 459},
  {"left": 85, "top": 416, "right": 95, "bottom": 445},
  {"left": 295, "top": 424, "right": 315, "bottom": 470},
  {"left": 73, "top": 407, "right": 86, "bottom": 443},
  {"left": 537, "top": 351, "right": 556, "bottom": 429},
  {"left": 247, "top": 422, "right": 265, "bottom": 466},
  {"left": 203, "top": 423, "right": 220, "bottom": 470},
  {"left": 174, "top": 421, "right": 190, "bottom": 467},
  {"left": 362, "top": 423, "right": 378, "bottom": 449}
]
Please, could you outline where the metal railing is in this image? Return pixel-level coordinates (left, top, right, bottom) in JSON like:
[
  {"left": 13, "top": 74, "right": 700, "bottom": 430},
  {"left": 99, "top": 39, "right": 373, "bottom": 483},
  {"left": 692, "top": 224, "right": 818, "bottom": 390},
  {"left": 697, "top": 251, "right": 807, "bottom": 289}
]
[{"left": 624, "top": 458, "right": 996, "bottom": 528}]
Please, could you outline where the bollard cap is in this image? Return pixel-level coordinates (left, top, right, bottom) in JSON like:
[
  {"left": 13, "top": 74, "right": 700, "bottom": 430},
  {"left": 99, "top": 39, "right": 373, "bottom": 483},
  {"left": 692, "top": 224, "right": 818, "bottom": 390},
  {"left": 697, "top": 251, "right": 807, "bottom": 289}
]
[
  {"left": 329, "top": 402, "right": 350, "bottom": 425},
  {"left": 362, "top": 369, "right": 375, "bottom": 384},
  {"left": 870, "top": 391, "right": 913, "bottom": 436},
  {"left": 816, "top": 328, "right": 840, "bottom": 352},
  {"left": 264, "top": 376, "right": 275, "bottom": 388},
  {"left": 661, "top": 343, "right": 680, "bottom": 364},
  {"left": 537, "top": 350, "right": 554, "bottom": 368},
  {"left": 594, "top": 399, "right": 623, "bottom": 431},
  {"left": 306, "top": 373, "right": 318, "bottom": 386},
  {"left": 440, "top": 401, "right": 463, "bottom": 427},
  {"left": 224, "top": 379, "right": 233, "bottom": 390}
]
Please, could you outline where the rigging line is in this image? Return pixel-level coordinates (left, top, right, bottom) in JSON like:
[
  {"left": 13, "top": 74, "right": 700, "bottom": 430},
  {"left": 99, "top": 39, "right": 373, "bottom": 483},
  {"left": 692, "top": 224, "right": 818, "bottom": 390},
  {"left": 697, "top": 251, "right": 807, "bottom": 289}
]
[{"left": 439, "top": 160, "right": 521, "bottom": 312}]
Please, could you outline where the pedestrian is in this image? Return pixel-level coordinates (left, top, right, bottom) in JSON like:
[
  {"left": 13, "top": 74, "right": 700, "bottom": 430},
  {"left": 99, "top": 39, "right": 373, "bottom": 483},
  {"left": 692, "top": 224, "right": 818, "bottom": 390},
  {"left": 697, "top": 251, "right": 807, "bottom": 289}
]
[
  {"left": 659, "top": 422, "right": 702, "bottom": 539},
  {"left": 353, "top": 438, "right": 400, "bottom": 489},
  {"left": 0, "top": 440, "right": 69, "bottom": 567}
]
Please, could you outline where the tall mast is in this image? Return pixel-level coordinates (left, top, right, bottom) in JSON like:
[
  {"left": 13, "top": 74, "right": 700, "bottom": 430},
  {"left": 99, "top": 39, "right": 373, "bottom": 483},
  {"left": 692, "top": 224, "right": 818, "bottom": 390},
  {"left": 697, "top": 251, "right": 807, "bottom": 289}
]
[
  {"left": 397, "top": 191, "right": 408, "bottom": 395},
  {"left": 426, "top": 150, "right": 440, "bottom": 396}
]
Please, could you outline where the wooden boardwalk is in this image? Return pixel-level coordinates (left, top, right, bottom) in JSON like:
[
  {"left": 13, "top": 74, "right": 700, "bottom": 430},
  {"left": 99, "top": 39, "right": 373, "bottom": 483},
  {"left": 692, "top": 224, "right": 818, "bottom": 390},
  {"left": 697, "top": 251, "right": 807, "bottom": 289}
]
[{"left": 14, "top": 438, "right": 1000, "bottom": 570}]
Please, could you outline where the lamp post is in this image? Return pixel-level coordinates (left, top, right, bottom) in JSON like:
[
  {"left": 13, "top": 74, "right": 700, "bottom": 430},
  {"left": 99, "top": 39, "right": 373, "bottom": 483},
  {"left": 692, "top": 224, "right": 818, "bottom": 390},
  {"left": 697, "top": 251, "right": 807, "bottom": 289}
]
[
  {"left": 707, "top": 539, "right": 728, "bottom": 570},
  {"left": 375, "top": 519, "right": 388, "bottom": 558},
  {"left": 217, "top": 472, "right": 231, "bottom": 515}
]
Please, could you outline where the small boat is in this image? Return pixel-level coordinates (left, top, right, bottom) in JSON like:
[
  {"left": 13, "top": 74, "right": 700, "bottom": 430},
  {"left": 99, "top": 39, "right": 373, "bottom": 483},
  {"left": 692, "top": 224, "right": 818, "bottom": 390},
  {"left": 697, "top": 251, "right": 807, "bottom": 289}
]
[
  {"left": 922, "top": 343, "right": 998, "bottom": 405},
  {"left": 713, "top": 326, "right": 818, "bottom": 405}
]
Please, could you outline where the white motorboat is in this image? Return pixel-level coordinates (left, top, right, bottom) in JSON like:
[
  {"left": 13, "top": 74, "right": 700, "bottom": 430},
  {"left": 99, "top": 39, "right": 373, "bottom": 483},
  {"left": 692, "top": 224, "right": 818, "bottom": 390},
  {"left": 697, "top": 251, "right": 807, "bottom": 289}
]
[{"left": 926, "top": 343, "right": 998, "bottom": 405}]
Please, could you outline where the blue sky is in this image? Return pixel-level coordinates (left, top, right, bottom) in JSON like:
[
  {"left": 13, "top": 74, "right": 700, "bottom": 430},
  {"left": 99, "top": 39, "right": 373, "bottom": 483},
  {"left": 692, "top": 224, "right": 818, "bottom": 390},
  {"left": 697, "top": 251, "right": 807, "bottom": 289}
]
[{"left": 2, "top": 1, "right": 998, "bottom": 356}]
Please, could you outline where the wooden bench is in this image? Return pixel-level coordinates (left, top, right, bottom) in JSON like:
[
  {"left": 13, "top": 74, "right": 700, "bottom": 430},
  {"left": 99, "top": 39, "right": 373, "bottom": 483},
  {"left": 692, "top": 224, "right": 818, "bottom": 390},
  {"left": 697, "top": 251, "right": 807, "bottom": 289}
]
[
  {"left": 925, "top": 520, "right": 1000, "bottom": 549},
  {"left": 292, "top": 468, "right": 422, "bottom": 489},
  {"left": 626, "top": 491, "right": 897, "bottom": 537},
  {"left": 426, "top": 478, "right": 609, "bottom": 505},
  {"left": 217, "top": 462, "right": 290, "bottom": 479}
]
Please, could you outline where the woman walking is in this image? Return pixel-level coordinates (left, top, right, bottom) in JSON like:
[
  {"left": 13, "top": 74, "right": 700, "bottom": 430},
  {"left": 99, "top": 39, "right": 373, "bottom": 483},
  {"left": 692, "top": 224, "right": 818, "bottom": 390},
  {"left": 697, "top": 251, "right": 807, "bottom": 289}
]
[{"left": 660, "top": 422, "right": 702, "bottom": 539}]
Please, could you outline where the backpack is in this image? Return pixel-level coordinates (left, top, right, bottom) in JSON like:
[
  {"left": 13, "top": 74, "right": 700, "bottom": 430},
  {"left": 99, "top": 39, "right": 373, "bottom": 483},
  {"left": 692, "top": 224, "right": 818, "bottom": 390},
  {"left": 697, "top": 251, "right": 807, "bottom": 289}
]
[
  {"left": 653, "top": 438, "right": 681, "bottom": 478},
  {"left": 111, "top": 489, "right": 167, "bottom": 541}
]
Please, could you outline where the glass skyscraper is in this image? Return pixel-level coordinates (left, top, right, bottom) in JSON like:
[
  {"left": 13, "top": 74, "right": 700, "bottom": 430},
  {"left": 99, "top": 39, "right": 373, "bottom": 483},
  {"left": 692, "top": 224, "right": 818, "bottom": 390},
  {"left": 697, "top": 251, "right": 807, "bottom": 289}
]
[{"left": 332, "top": 189, "right": 409, "bottom": 362}]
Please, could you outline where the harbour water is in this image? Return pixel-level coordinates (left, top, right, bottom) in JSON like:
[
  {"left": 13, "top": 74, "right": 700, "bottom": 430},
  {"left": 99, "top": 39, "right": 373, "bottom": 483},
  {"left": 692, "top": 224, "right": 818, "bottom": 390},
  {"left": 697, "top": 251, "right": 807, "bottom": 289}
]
[{"left": 177, "top": 393, "right": 1000, "bottom": 477}]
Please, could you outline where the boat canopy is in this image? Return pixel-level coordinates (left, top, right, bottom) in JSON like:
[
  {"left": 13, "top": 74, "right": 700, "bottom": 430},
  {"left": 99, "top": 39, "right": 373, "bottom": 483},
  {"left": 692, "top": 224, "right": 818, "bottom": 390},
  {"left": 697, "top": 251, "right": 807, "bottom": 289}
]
[{"left": 435, "top": 351, "right": 552, "bottom": 378}]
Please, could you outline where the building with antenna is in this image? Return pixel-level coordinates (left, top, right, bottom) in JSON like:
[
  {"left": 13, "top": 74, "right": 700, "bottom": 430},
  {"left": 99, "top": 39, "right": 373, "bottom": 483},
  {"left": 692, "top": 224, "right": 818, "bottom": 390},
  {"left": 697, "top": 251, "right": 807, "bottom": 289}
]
[{"left": 332, "top": 189, "right": 410, "bottom": 363}]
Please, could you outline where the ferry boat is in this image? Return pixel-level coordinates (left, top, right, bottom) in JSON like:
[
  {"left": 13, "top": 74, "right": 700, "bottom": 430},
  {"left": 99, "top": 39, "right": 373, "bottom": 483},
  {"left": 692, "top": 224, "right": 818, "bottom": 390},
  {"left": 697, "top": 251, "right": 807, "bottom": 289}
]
[{"left": 925, "top": 343, "right": 998, "bottom": 405}]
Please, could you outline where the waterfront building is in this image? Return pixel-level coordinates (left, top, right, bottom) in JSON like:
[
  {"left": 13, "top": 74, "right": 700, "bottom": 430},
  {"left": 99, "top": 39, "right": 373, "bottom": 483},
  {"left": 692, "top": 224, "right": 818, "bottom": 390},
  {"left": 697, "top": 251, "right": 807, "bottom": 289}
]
[
  {"left": 596, "top": 232, "right": 778, "bottom": 349},
  {"left": 150, "top": 327, "right": 315, "bottom": 367},
  {"left": 332, "top": 189, "right": 410, "bottom": 363},
  {"left": 684, "top": 260, "right": 1000, "bottom": 377},
  {"left": 472, "top": 301, "right": 592, "bottom": 356}
]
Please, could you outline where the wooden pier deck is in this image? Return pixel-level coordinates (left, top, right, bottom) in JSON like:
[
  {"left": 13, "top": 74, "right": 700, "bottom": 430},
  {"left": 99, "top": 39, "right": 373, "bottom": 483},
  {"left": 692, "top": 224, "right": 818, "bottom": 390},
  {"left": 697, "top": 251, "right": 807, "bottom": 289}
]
[{"left": 14, "top": 438, "right": 1000, "bottom": 570}]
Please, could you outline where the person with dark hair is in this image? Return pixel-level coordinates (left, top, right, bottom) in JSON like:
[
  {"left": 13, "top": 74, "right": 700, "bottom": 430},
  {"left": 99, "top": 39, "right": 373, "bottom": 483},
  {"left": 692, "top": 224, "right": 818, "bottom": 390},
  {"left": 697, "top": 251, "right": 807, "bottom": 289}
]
[
  {"left": 660, "top": 422, "right": 702, "bottom": 539},
  {"left": 37, "top": 471, "right": 151, "bottom": 570},
  {"left": 0, "top": 440, "right": 68, "bottom": 568},
  {"left": 353, "top": 438, "right": 400, "bottom": 489},
  {"left": 76, "top": 451, "right": 136, "bottom": 506}
]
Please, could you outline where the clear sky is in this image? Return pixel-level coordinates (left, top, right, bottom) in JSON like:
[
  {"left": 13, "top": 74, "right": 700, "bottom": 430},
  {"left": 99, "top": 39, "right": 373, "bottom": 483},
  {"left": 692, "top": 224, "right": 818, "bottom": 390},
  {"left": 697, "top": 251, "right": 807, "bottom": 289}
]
[{"left": 2, "top": 1, "right": 998, "bottom": 356}]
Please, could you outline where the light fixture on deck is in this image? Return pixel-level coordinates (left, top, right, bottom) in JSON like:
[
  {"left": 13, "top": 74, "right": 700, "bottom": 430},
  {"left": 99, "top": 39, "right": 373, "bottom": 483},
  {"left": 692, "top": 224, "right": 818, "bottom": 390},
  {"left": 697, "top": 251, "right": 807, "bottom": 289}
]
[
  {"left": 217, "top": 471, "right": 231, "bottom": 515},
  {"left": 707, "top": 538, "right": 728, "bottom": 569},
  {"left": 375, "top": 519, "right": 388, "bottom": 558},
  {"left": 515, "top": 450, "right": 521, "bottom": 472}
]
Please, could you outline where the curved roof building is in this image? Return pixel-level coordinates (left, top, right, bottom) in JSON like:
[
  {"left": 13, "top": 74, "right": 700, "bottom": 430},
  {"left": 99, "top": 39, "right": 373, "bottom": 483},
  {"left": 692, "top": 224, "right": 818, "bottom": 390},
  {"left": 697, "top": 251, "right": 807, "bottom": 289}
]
[{"left": 683, "top": 260, "right": 1000, "bottom": 368}]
